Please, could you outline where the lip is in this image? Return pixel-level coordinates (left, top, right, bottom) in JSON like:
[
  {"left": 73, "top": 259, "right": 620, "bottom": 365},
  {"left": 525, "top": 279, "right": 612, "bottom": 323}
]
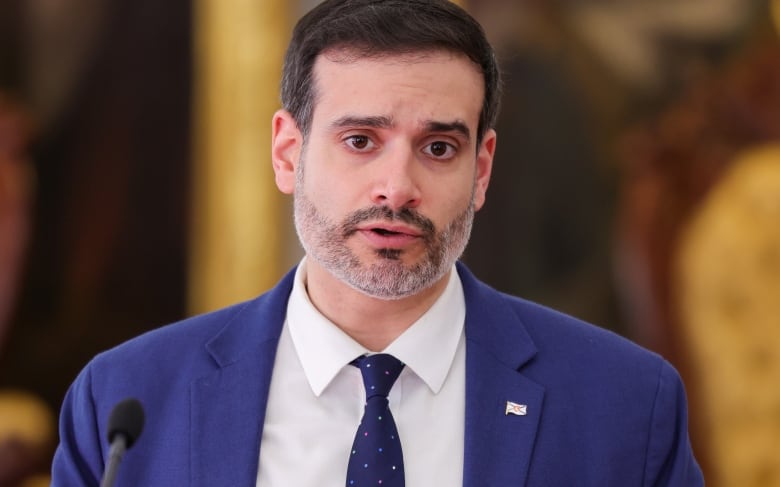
[
  {"left": 356, "top": 222, "right": 423, "bottom": 237},
  {"left": 355, "top": 222, "right": 423, "bottom": 248}
]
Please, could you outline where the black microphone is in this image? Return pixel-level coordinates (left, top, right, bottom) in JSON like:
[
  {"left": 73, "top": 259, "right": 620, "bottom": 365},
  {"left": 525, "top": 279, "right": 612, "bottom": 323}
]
[{"left": 100, "top": 398, "right": 145, "bottom": 487}]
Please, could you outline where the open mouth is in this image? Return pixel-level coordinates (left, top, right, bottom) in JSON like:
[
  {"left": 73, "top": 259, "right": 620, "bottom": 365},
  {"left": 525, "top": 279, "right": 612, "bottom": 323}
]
[
  {"left": 357, "top": 226, "right": 420, "bottom": 248},
  {"left": 372, "top": 228, "right": 402, "bottom": 236}
]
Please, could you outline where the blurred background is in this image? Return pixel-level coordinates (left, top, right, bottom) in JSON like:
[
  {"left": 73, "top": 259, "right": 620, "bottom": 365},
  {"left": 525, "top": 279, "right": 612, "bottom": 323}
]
[{"left": 1, "top": 0, "right": 779, "bottom": 485}]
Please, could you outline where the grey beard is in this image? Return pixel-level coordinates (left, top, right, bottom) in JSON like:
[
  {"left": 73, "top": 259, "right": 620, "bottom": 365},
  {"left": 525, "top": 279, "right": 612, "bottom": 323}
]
[{"left": 293, "top": 191, "right": 474, "bottom": 300}]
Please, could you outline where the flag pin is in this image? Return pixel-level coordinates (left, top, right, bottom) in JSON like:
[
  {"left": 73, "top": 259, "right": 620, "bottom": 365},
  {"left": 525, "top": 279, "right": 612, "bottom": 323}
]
[{"left": 505, "top": 401, "right": 527, "bottom": 416}]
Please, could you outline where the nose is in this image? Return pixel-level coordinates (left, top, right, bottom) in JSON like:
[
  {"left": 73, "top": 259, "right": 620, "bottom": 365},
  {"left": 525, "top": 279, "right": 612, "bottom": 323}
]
[{"left": 370, "top": 147, "right": 422, "bottom": 210}]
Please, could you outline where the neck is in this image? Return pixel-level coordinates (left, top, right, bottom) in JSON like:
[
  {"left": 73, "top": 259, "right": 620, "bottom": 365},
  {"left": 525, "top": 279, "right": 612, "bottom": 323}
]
[{"left": 303, "top": 259, "right": 451, "bottom": 352}]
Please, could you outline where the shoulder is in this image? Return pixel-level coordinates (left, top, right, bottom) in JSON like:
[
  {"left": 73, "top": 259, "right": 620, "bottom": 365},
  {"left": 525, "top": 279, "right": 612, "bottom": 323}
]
[
  {"left": 509, "top": 292, "right": 659, "bottom": 366},
  {"left": 51, "top": 266, "right": 297, "bottom": 485},
  {"left": 461, "top": 269, "right": 702, "bottom": 483},
  {"left": 89, "top": 299, "right": 253, "bottom": 378},
  {"left": 86, "top": 266, "right": 298, "bottom": 384},
  {"left": 500, "top": 288, "right": 668, "bottom": 386},
  {"left": 458, "top": 262, "right": 672, "bottom": 391},
  {"left": 65, "top": 295, "right": 280, "bottom": 416}
]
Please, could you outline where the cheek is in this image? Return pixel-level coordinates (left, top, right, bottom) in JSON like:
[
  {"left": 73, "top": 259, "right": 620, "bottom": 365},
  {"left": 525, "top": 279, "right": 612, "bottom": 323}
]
[
  {"left": 426, "top": 179, "right": 474, "bottom": 225},
  {"left": 300, "top": 172, "right": 351, "bottom": 222},
  {"left": 303, "top": 164, "right": 366, "bottom": 210}
]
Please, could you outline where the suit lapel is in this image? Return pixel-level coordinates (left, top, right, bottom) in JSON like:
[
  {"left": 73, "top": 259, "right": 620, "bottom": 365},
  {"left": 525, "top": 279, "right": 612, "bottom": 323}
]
[
  {"left": 190, "top": 269, "right": 295, "bottom": 487},
  {"left": 458, "top": 263, "right": 545, "bottom": 487},
  {"left": 463, "top": 342, "right": 545, "bottom": 486}
]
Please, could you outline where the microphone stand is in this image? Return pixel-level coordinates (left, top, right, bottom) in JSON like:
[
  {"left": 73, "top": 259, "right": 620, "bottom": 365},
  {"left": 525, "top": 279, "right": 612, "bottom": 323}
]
[{"left": 100, "top": 434, "right": 128, "bottom": 487}]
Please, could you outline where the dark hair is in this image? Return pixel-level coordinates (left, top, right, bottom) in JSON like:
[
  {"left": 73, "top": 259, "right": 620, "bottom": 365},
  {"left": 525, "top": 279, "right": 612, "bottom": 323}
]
[{"left": 281, "top": 0, "right": 501, "bottom": 143}]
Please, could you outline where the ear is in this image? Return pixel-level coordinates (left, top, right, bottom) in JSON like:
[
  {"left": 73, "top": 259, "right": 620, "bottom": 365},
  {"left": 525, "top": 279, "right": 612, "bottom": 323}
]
[
  {"left": 271, "top": 109, "right": 302, "bottom": 194},
  {"left": 473, "top": 128, "right": 496, "bottom": 211}
]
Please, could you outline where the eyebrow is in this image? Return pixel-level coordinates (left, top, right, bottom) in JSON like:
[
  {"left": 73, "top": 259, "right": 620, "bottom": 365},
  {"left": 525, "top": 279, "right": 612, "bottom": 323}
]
[
  {"left": 331, "top": 115, "right": 394, "bottom": 130},
  {"left": 425, "top": 120, "right": 471, "bottom": 142},
  {"left": 331, "top": 116, "right": 472, "bottom": 142}
]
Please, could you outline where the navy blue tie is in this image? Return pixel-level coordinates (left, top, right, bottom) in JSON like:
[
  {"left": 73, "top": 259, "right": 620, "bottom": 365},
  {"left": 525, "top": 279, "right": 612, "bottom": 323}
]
[{"left": 346, "top": 354, "right": 405, "bottom": 486}]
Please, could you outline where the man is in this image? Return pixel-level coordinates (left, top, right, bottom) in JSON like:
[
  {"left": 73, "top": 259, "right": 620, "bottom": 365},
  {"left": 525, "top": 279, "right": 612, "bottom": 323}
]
[{"left": 52, "top": 0, "right": 704, "bottom": 485}]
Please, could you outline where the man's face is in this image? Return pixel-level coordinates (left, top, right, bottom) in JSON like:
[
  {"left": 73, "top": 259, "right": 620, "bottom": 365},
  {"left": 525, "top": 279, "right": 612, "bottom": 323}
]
[{"left": 272, "top": 50, "right": 496, "bottom": 299}]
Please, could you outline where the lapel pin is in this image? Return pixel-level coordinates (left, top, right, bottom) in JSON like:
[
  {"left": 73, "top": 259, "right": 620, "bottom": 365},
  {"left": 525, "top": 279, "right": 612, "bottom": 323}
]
[{"left": 505, "top": 401, "right": 527, "bottom": 416}]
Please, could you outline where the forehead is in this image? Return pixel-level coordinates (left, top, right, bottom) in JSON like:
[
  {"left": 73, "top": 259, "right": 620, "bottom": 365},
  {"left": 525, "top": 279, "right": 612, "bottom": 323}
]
[{"left": 310, "top": 50, "right": 485, "bottom": 130}]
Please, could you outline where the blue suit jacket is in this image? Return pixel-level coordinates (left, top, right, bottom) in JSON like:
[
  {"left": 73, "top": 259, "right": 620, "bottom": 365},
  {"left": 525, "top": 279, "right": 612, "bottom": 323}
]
[{"left": 52, "top": 263, "right": 703, "bottom": 486}]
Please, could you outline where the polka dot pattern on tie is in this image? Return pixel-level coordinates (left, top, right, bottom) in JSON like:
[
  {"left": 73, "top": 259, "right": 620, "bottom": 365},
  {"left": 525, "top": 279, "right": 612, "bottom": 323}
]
[{"left": 346, "top": 354, "right": 405, "bottom": 486}]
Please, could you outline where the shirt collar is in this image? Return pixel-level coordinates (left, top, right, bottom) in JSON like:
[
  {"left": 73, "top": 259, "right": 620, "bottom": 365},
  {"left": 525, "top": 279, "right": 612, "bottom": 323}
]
[{"left": 286, "top": 257, "right": 466, "bottom": 396}]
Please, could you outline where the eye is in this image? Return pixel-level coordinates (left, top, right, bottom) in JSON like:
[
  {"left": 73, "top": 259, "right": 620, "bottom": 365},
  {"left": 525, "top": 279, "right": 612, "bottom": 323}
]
[
  {"left": 344, "top": 134, "right": 375, "bottom": 152},
  {"left": 423, "top": 140, "right": 456, "bottom": 159}
]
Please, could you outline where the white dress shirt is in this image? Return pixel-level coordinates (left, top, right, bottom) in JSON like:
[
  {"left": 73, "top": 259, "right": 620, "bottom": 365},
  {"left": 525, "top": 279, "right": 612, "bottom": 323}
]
[{"left": 256, "top": 258, "right": 466, "bottom": 486}]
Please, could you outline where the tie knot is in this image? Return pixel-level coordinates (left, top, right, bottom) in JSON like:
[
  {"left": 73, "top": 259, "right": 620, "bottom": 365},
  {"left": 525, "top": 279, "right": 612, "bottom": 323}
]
[{"left": 352, "top": 354, "right": 404, "bottom": 399}]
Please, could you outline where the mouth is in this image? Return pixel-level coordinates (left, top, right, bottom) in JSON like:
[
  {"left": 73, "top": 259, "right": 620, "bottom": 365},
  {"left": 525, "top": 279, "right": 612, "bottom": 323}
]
[
  {"left": 360, "top": 223, "right": 422, "bottom": 238},
  {"left": 355, "top": 222, "right": 423, "bottom": 248},
  {"left": 371, "top": 228, "right": 403, "bottom": 237},
  {"left": 341, "top": 206, "right": 435, "bottom": 241}
]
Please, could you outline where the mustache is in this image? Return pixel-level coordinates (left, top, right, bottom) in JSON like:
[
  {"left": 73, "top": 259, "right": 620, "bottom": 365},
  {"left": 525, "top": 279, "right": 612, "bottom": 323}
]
[{"left": 340, "top": 206, "right": 435, "bottom": 239}]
